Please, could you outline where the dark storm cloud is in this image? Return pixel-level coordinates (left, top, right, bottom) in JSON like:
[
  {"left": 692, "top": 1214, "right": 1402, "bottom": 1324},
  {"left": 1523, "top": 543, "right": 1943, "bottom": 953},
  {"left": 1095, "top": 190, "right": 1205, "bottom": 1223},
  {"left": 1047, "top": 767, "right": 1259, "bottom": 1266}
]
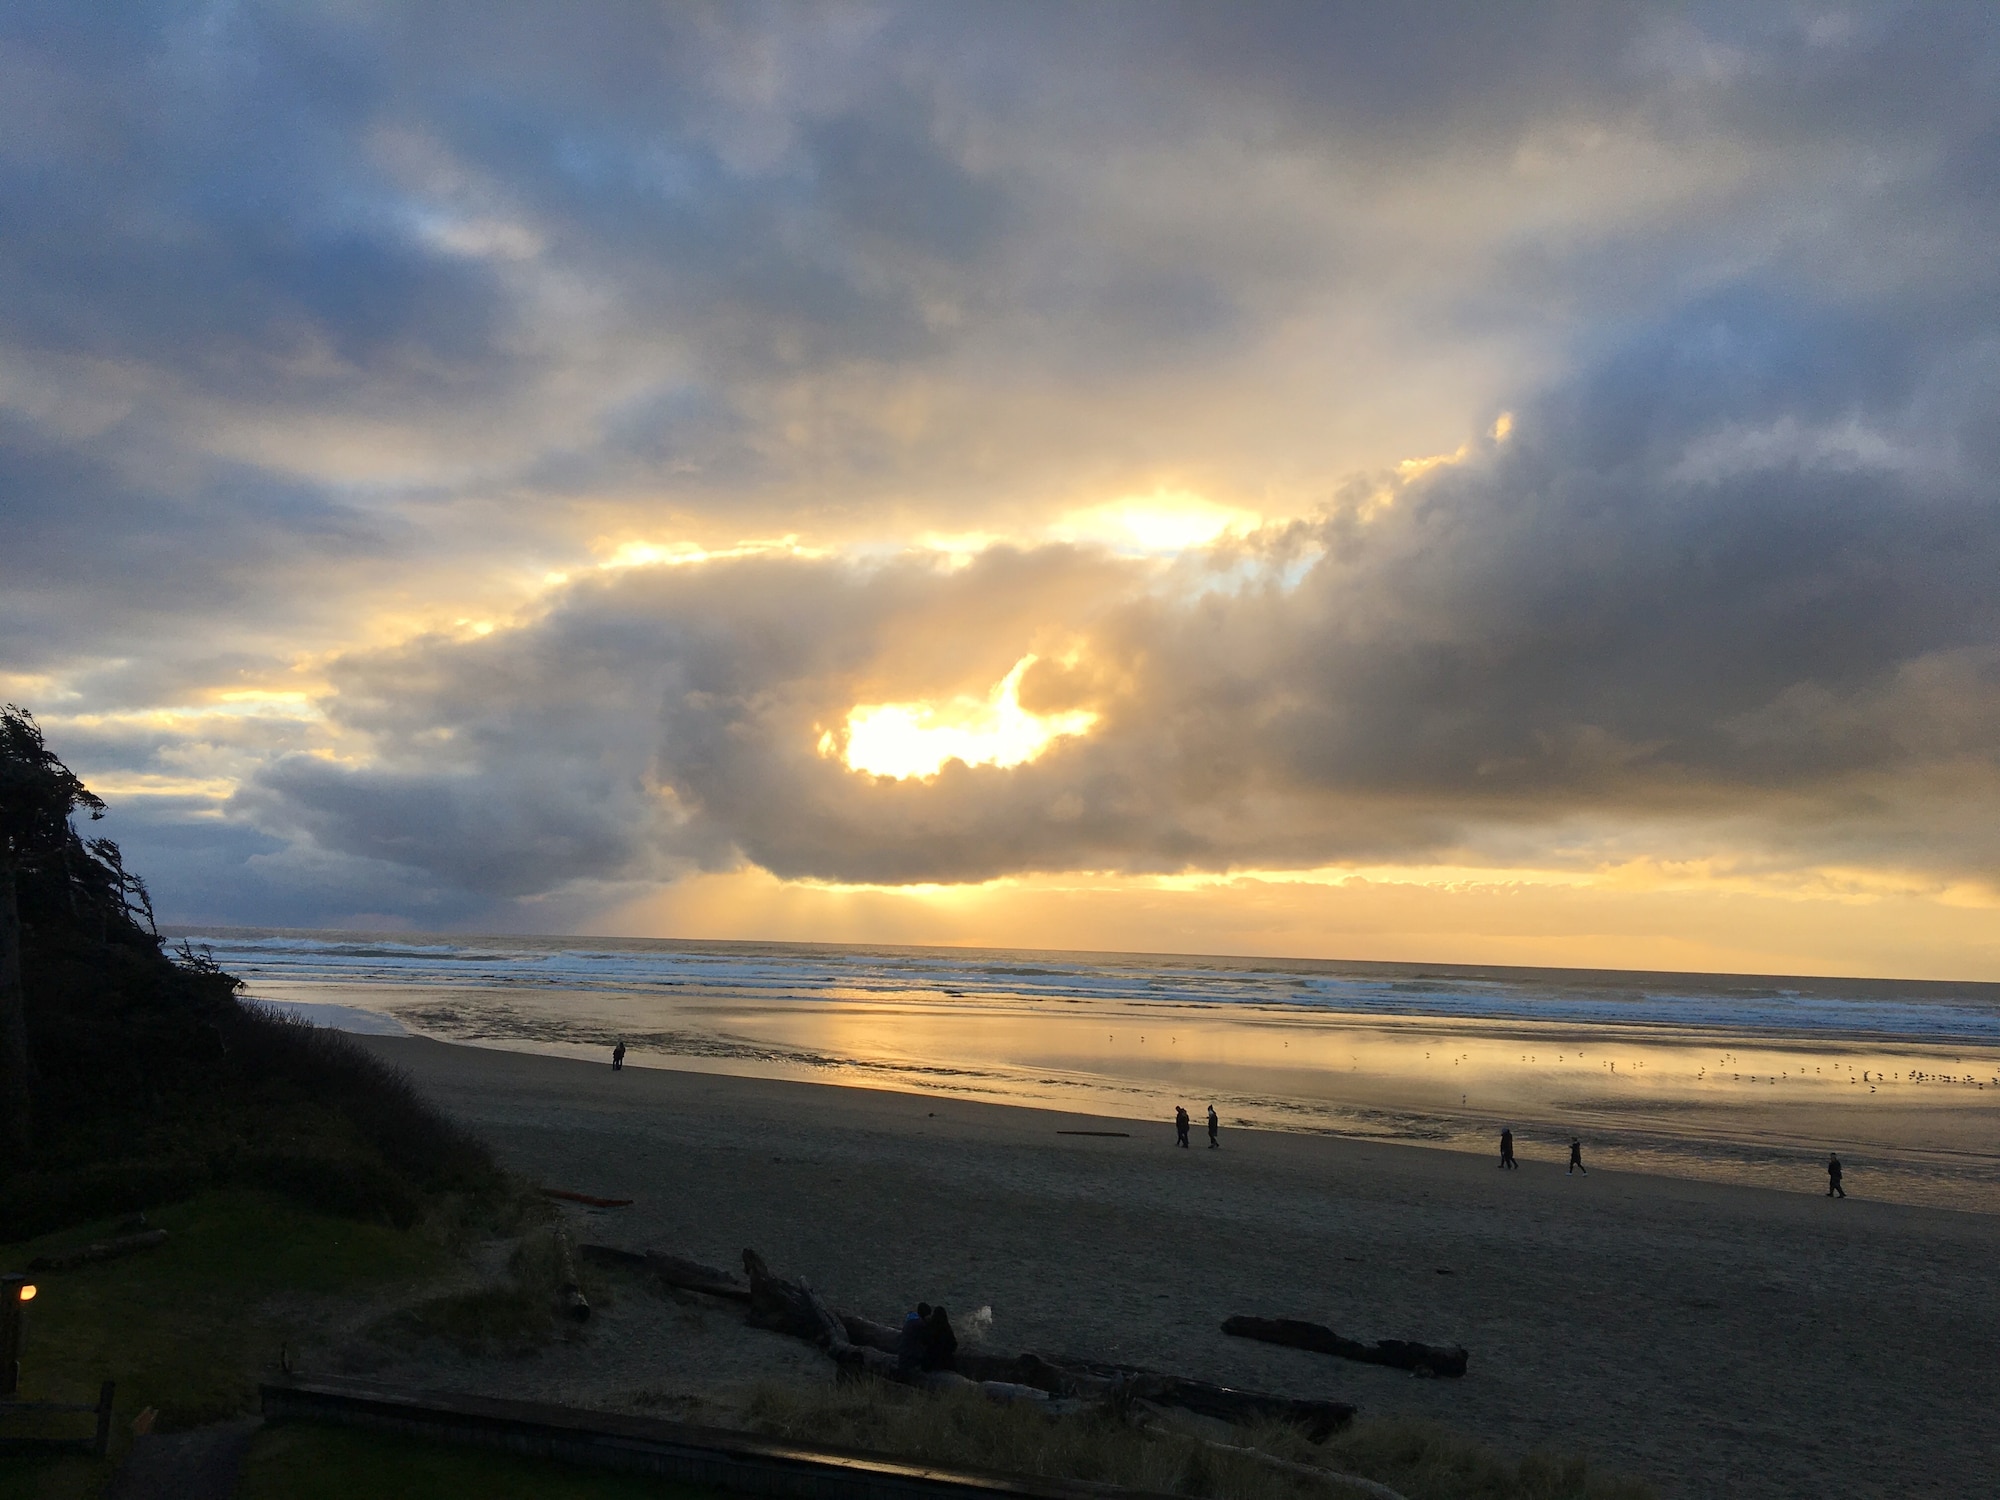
[
  {"left": 234, "top": 543, "right": 1137, "bottom": 893},
  {"left": 4, "top": 0, "right": 1991, "bottom": 537},
  {"left": 0, "top": 412, "right": 393, "bottom": 679}
]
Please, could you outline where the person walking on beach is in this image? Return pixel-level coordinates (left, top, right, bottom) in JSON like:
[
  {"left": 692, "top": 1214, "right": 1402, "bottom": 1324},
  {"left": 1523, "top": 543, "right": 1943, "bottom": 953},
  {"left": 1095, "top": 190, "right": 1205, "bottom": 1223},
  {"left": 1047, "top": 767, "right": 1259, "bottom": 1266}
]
[
  {"left": 1568, "top": 1137, "right": 1586, "bottom": 1174},
  {"left": 1499, "top": 1128, "right": 1516, "bottom": 1169},
  {"left": 1827, "top": 1153, "right": 1846, "bottom": 1198},
  {"left": 612, "top": 1039, "right": 626, "bottom": 1071},
  {"left": 1175, "top": 1105, "right": 1191, "bottom": 1147},
  {"left": 1207, "top": 1105, "right": 1220, "bottom": 1149}
]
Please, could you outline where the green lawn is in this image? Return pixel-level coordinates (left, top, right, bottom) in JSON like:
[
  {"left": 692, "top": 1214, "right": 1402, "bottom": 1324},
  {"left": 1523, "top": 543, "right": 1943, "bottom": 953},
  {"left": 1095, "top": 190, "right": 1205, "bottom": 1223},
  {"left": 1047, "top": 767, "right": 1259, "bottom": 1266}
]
[
  {"left": 0, "top": 1189, "right": 448, "bottom": 1499},
  {"left": 4, "top": 1190, "right": 446, "bottom": 1425},
  {"left": 0, "top": 1190, "right": 728, "bottom": 1500}
]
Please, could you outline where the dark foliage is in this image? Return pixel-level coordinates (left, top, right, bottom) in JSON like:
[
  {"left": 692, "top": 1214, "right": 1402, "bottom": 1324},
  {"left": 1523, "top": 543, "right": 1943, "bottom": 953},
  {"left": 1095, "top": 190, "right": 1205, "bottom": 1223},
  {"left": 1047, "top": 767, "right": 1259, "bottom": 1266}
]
[{"left": 0, "top": 705, "right": 502, "bottom": 1240}]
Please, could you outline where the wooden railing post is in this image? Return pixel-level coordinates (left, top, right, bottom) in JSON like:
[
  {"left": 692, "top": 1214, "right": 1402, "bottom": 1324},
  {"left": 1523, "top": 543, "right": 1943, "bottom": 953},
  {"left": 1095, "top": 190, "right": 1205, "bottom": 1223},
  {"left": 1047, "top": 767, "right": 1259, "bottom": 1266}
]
[
  {"left": 0, "top": 1276, "right": 27, "bottom": 1398},
  {"left": 93, "top": 1382, "right": 115, "bottom": 1457}
]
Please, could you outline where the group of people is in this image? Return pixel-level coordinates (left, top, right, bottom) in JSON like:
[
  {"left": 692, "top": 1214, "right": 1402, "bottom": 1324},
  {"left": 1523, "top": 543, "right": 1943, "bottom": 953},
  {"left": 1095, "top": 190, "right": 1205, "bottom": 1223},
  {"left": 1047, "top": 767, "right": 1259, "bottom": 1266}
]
[
  {"left": 1173, "top": 1103, "right": 1220, "bottom": 1148},
  {"left": 897, "top": 1302, "right": 958, "bottom": 1373},
  {"left": 1495, "top": 1128, "right": 1587, "bottom": 1173}
]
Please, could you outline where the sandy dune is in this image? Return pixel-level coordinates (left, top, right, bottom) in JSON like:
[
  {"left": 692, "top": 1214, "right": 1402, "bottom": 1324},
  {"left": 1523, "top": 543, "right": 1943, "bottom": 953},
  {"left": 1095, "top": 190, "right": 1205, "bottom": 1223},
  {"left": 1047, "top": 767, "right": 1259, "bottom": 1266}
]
[{"left": 357, "top": 1035, "right": 1998, "bottom": 1499}]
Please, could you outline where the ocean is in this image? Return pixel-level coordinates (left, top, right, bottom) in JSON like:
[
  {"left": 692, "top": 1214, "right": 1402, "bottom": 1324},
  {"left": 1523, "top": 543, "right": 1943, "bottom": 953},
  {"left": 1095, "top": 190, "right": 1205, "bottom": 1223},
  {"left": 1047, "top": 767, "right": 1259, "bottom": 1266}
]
[{"left": 175, "top": 928, "right": 2000, "bottom": 1211}]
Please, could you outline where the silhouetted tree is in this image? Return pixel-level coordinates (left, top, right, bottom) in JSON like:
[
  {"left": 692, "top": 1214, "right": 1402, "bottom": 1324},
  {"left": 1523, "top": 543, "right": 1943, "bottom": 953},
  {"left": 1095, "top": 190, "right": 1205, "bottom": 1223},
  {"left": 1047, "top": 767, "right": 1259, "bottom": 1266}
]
[
  {"left": 0, "top": 709, "right": 501, "bottom": 1235},
  {"left": 0, "top": 705, "right": 114, "bottom": 1160}
]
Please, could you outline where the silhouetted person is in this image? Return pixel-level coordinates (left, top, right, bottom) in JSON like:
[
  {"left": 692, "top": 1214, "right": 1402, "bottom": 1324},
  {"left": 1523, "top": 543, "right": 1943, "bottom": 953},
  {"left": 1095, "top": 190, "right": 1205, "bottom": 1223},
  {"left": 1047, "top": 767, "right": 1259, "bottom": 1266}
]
[
  {"left": 1499, "top": 1128, "right": 1517, "bottom": 1169},
  {"left": 1827, "top": 1153, "right": 1845, "bottom": 1198},
  {"left": 612, "top": 1039, "right": 626, "bottom": 1071},
  {"left": 1207, "top": 1105, "right": 1220, "bottom": 1148},
  {"left": 1175, "top": 1106, "right": 1190, "bottom": 1147},
  {"left": 1568, "top": 1137, "right": 1586, "bottom": 1174},
  {"left": 899, "top": 1302, "right": 932, "bottom": 1373},
  {"left": 923, "top": 1304, "right": 959, "bottom": 1371}
]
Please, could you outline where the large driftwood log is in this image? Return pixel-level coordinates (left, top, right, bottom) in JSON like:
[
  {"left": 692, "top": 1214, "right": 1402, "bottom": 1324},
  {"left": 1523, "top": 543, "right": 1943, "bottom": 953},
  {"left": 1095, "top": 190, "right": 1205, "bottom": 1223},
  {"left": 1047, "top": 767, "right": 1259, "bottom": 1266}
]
[
  {"left": 834, "top": 1316, "right": 1076, "bottom": 1390},
  {"left": 1222, "top": 1315, "right": 1467, "bottom": 1378},
  {"left": 742, "top": 1249, "right": 850, "bottom": 1353},
  {"left": 651, "top": 1252, "right": 752, "bottom": 1303},
  {"left": 579, "top": 1244, "right": 753, "bottom": 1303},
  {"left": 838, "top": 1313, "right": 902, "bottom": 1354},
  {"left": 617, "top": 1244, "right": 1363, "bottom": 1439}
]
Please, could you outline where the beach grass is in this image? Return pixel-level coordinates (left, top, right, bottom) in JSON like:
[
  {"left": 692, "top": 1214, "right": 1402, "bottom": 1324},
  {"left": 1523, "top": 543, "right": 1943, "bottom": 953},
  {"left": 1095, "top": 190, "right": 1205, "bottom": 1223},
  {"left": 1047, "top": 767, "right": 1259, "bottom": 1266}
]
[
  {"left": 366, "top": 1220, "right": 599, "bottom": 1357},
  {"left": 739, "top": 1379, "right": 1656, "bottom": 1500}
]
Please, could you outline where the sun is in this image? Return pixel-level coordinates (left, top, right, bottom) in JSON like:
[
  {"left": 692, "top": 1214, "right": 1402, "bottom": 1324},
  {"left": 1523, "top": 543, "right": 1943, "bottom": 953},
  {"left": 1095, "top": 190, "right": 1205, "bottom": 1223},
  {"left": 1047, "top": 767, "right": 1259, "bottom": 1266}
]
[{"left": 828, "top": 656, "right": 1097, "bottom": 780}]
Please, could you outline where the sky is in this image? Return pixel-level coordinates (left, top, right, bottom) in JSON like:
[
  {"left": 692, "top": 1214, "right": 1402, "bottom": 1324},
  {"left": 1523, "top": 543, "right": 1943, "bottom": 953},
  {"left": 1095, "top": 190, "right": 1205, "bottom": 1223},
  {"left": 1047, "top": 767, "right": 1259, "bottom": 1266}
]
[{"left": 5, "top": 2, "right": 2000, "bottom": 978}]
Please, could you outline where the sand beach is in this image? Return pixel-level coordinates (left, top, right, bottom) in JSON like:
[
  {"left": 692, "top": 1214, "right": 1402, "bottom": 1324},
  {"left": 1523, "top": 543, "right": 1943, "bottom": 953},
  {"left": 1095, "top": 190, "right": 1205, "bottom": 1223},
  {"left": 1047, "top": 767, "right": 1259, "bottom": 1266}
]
[{"left": 354, "top": 1035, "right": 1998, "bottom": 1500}]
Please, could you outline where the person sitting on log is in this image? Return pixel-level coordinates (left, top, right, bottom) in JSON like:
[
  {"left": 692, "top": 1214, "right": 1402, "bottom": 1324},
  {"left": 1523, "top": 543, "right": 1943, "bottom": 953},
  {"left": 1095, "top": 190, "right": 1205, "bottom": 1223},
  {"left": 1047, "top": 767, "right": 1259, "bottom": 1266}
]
[
  {"left": 899, "top": 1302, "right": 933, "bottom": 1373},
  {"left": 923, "top": 1304, "right": 959, "bottom": 1371}
]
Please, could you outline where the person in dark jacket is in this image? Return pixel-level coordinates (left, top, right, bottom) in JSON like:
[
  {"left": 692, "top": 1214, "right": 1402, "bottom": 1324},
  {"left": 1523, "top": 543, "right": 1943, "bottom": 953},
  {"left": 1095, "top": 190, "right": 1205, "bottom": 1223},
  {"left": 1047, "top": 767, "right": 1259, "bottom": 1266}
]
[
  {"left": 1207, "top": 1105, "right": 1220, "bottom": 1149},
  {"left": 1174, "top": 1106, "right": 1191, "bottom": 1147},
  {"left": 923, "top": 1305, "right": 959, "bottom": 1371},
  {"left": 1827, "top": 1153, "right": 1846, "bottom": 1197},
  {"left": 1499, "top": 1128, "right": 1517, "bottom": 1169},
  {"left": 1568, "top": 1137, "right": 1586, "bottom": 1174},
  {"left": 612, "top": 1039, "right": 626, "bottom": 1071}
]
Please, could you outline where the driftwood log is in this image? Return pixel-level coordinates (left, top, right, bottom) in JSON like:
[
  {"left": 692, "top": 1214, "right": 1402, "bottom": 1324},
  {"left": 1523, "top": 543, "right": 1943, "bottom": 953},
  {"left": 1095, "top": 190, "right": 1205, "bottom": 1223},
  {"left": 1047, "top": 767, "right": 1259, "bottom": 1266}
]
[
  {"left": 1222, "top": 1315, "right": 1467, "bottom": 1378},
  {"left": 578, "top": 1242, "right": 1361, "bottom": 1439},
  {"left": 743, "top": 1248, "right": 850, "bottom": 1354},
  {"left": 580, "top": 1244, "right": 752, "bottom": 1303},
  {"left": 836, "top": 1315, "right": 1079, "bottom": 1391},
  {"left": 28, "top": 1229, "right": 169, "bottom": 1272},
  {"left": 744, "top": 1249, "right": 1352, "bottom": 1437}
]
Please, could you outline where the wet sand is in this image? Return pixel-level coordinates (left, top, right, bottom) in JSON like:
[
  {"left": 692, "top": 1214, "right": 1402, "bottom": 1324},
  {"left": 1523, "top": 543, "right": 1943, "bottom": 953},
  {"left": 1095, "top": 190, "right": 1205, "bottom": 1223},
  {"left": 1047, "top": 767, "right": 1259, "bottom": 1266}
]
[
  {"left": 360, "top": 1035, "right": 1999, "bottom": 1500},
  {"left": 262, "top": 973, "right": 2000, "bottom": 1212}
]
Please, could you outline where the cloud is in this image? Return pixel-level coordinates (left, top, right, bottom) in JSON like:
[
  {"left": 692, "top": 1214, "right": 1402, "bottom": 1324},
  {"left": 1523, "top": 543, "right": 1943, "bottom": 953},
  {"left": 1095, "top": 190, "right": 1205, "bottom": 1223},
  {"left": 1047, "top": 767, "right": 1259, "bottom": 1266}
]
[{"left": 227, "top": 277, "right": 2000, "bottom": 903}]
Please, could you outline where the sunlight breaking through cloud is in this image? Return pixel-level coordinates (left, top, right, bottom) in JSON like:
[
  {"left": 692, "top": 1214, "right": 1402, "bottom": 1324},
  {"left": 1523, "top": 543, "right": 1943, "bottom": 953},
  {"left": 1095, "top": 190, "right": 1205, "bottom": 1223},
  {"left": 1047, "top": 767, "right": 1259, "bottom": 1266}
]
[
  {"left": 1050, "top": 490, "right": 1264, "bottom": 556},
  {"left": 829, "top": 656, "right": 1098, "bottom": 780}
]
